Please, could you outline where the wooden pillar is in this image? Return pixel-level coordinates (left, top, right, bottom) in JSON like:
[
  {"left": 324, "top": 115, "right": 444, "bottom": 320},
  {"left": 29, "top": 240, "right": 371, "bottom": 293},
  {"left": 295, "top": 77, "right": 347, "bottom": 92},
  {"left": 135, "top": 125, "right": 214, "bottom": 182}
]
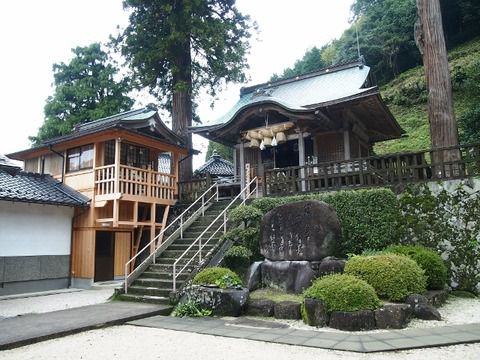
[
  {"left": 150, "top": 203, "right": 156, "bottom": 253},
  {"left": 233, "top": 148, "right": 237, "bottom": 178},
  {"left": 298, "top": 132, "right": 306, "bottom": 192},
  {"left": 113, "top": 138, "right": 121, "bottom": 227},
  {"left": 343, "top": 130, "right": 351, "bottom": 160},
  {"left": 239, "top": 142, "right": 245, "bottom": 197}
]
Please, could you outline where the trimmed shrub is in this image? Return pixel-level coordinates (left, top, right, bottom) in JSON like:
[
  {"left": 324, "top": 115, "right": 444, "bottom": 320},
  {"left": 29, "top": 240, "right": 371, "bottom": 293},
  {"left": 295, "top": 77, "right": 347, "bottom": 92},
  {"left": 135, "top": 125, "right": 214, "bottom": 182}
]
[
  {"left": 344, "top": 254, "right": 427, "bottom": 301},
  {"left": 385, "top": 245, "right": 448, "bottom": 290},
  {"left": 224, "top": 245, "right": 252, "bottom": 270},
  {"left": 303, "top": 274, "right": 382, "bottom": 313},
  {"left": 192, "top": 267, "right": 242, "bottom": 289},
  {"left": 228, "top": 205, "right": 263, "bottom": 227},
  {"left": 222, "top": 227, "right": 261, "bottom": 260},
  {"left": 251, "top": 188, "right": 401, "bottom": 256}
]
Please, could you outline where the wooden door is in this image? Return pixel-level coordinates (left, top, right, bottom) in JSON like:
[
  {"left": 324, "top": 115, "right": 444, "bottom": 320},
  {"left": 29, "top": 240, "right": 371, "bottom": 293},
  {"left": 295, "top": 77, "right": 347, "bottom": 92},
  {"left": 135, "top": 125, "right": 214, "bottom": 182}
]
[{"left": 94, "top": 231, "right": 114, "bottom": 282}]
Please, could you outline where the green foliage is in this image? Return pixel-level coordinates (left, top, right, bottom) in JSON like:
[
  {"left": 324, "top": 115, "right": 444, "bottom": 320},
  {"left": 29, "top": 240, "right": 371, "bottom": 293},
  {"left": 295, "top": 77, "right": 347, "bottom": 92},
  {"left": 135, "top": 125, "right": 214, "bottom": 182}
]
[
  {"left": 222, "top": 227, "right": 261, "bottom": 260},
  {"left": 31, "top": 43, "right": 134, "bottom": 144},
  {"left": 192, "top": 267, "right": 241, "bottom": 289},
  {"left": 251, "top": 188, "right": 401, "bottom": 256},
  {"left": 172, "top": 301, "right": 212, "bottom": 317},
  {"left": 116, "top": 0, "right": 254, "bottom": 112},
  {"left": 303, "top": 274, "right": 382, "bottom": 313},
  {"left": 270, "top": 46, "right": 326, "bottom": 81},
  {"left": 458, "top": 105, "right": 480, "bottom": 144},
  {"left": 205, "top": 141, "right": 234, "bottom": 162},
  {"left": 228, "top": 205, "right": 263, "bottom": 227},
  {"left": 385, "top": 245, "right": 448, "bottom": 290},
  {"left": 223, "top": 245, "right": 252, "bottom": 273},
  {"left": 398, "top": 182, "right": 480, "bottom": 293},
  {"left": 344, "top": 254, "right": 427, "bottom": 301}
]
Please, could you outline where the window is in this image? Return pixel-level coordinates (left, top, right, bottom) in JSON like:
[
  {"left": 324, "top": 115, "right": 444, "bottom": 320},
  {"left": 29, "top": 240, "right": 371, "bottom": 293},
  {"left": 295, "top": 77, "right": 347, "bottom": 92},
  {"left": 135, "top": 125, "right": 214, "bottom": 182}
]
[
  {"left": 121, "top": 143, "right": 150, "bottom": 169},
  {"left": 67, "top": 144, "right": 93, "bottom": 172}
]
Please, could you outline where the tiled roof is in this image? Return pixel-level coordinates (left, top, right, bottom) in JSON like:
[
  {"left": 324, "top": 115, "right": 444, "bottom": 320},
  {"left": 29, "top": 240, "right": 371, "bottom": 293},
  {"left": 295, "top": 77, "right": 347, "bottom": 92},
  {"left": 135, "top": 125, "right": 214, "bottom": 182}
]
[
  {"left": 0, "top": 169, "right": 90, "bottom": 207},
  {"left": 197, "top": 60, "right": 372, "bottom": 127},
  {"left": 194, "top": 152, "right": 234, "bottom": 177}
]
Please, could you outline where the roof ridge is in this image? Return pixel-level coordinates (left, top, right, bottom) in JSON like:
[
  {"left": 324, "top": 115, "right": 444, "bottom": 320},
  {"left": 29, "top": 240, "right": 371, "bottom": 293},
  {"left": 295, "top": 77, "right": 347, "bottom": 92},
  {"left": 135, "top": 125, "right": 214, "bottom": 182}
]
[
  {"left": 240, "top": 59, "right": 365, "bottom": 96},
  {"left": 75, "top": 107, "right": 149, "bottom": 131}
]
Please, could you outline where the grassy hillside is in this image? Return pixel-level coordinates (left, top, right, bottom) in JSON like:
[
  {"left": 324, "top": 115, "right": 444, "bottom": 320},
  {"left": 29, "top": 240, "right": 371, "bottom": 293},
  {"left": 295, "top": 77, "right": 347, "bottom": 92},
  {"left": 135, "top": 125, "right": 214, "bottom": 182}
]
[{"left": 374, "top": 37, "right": 480, "bottom": 155}]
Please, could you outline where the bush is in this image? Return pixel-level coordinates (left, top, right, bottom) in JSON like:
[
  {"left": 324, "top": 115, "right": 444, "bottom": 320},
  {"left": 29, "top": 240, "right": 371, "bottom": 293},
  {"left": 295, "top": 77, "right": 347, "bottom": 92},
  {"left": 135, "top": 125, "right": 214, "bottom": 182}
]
[
  {"left": 228, "top": 205, "right": 263, "bottom": 227},
  {"left": 172, "top": 301, "right": 212, "bottom": 317},
  {"left": 224, "top": 245, "right": 252, "bottom": 272},
  {"left": 303, "top": 274, "right": 382, "bottom": 313},
  {"left": 251, "top": 188, "right": 401, "bottom": 256},
  {"left": 385, "top": 245, "right": 448, "bottom": 290},
  {"left": 344, "top": 254, "right": 427, "bottom": 301},
  {"left": 192, "top": 267, "right": 242, "bottom": 289}
]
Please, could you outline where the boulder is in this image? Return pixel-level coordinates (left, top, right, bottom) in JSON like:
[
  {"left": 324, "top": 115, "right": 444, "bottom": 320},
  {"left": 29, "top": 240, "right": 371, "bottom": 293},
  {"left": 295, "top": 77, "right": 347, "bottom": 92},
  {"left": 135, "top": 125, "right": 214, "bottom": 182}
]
[
  {"left": 260, "top": 201, "right": 341, "bottom": 261},
  {"left": 303, "top": 298, "right": 328, "bottom": 327},
  {"left": 261, "top": 260, "right": 316, "bottom": 294},
  {"left": 317, "top": 256, "right": 347, "bottom": 276},
  {"left": 426, "top": 290, "right": 449, "bottom": 307},
  {"left": 245, "top": 299, "right": 275, "bottom": 317},
  {"left": 183, "top": 285, "right": 249, "bottom": 317},
  {"left": 374, "top": 304, "right": 412, "bottom": 329},
  {"left": 244, "top": 261, "right": 263, "bottom": 291},
  {"left": 404, "top": 294, "right": 428, "bottom": 310},
  {"left": 329, "top": 310, "right": 376, "bottom": 331},
  {"left": 414, "top": 304, "right": 442, "bottom": 320},
  {"left": 273, "top": 301, "right": 302, "bottom": 320}
]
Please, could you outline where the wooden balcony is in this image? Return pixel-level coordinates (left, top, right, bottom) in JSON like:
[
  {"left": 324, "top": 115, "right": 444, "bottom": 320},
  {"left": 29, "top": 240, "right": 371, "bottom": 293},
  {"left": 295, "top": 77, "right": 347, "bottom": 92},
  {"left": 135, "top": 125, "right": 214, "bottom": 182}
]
[
  {"left": 265, "top": 143, "right": 480, "bottom": 196},
  {"left": 94, "top": 164, "right": 176, "bottom": 204}
]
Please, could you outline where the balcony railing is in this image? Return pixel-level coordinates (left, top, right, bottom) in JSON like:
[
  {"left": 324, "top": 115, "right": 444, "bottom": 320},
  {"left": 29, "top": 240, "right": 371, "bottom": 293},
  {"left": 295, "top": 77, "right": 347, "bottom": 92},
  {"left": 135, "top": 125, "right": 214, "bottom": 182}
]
[
  {"left": 95, "top": 164, "right": 176, "bottom": 202},
  {"left": 265, "top": 143, "right": 480, "bottom": 196}
]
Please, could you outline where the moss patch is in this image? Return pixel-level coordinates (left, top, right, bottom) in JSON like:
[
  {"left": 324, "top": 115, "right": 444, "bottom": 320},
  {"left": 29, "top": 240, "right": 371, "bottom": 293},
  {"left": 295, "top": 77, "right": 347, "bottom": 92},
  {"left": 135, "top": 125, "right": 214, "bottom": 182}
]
[{"left": 250, "top": 288, "right": 303, "bottom": 304}]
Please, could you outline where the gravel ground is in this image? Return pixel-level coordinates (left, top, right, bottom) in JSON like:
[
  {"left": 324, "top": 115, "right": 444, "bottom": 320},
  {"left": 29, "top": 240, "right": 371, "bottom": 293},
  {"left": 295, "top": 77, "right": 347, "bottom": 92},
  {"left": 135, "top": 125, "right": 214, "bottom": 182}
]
[
  {"left": 0, "top": 289, "right": 114, "bottom": 318},
  {"left": 0, "top": 325, "right": 479, "bottom": 360}
]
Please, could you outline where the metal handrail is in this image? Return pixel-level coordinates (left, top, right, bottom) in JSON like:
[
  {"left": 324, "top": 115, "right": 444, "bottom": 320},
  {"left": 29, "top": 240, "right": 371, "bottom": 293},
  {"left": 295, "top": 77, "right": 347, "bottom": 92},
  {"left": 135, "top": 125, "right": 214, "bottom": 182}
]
[
  {"left": 124, "top": 182, "right": 219, "bottom": 293},
  {"left": 172, "top": 177, "right": 258, "bottom": 292}
]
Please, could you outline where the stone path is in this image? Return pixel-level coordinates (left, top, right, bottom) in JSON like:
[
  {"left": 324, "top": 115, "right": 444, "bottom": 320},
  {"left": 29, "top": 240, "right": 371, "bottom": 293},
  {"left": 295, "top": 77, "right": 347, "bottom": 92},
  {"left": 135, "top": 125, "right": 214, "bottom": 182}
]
[
  {"left": 0, "top": 301, "right": 172, "bottom": 350},
  {"left": 128, "top": 316, "right": 480, "bottom": 353}
]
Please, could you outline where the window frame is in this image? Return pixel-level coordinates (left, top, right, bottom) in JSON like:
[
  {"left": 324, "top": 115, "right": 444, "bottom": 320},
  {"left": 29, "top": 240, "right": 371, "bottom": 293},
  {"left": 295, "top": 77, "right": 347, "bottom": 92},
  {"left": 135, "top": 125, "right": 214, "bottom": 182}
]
[{"left": 66, "top": 144, "right": 94, "bottom": 173}]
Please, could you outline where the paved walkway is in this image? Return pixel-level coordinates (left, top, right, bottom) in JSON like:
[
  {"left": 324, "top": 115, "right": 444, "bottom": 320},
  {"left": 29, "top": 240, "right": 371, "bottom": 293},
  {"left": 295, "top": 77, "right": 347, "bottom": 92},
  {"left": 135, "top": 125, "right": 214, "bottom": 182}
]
[
  {"left": 128, "top": 316, "right": 480, "bottom": 353},
  {"left": 0, "top": 302, "right": 172, "bottom": 350}
]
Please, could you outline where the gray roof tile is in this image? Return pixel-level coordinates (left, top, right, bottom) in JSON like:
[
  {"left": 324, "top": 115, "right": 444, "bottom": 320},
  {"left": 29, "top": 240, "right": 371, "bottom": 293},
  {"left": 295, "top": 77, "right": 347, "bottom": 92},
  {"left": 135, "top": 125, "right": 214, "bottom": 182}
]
[{"left": 195, "top": 152, "right": 234, "bottom": 177}]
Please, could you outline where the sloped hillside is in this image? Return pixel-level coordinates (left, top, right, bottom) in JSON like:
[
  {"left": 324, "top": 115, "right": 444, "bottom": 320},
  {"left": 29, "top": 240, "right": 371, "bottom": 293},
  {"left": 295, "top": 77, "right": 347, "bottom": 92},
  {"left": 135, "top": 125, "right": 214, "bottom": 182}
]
[{"left": 374, "top": 37, "right": 480, "bottom": 155}]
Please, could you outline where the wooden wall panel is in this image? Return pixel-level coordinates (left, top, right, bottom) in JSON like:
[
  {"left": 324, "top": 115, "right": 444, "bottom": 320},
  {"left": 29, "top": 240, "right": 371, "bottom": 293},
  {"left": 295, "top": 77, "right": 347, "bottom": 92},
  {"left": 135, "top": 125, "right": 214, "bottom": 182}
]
[
  {"left": 71, "top": 229, "right": 95, "bottom": 278},
  {"left": 64, "top": 171, "right": 95, "bottom": 193},
  {"left": 316, "top": 133, "right": 345, "bottom": 162},
  {"left": 114, "top": 232, "right": 132, "bottom": 277},
  {"left": 24, "top": 158, "right": 39, "bottom": 173}
]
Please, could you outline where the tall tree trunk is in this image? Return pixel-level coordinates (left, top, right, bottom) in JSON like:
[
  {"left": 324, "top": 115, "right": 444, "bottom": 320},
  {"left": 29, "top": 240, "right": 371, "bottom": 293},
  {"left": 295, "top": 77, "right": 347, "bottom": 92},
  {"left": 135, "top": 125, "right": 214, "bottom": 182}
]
[
  {"left": 172, "top": 37, "right": 193, "bottom": 181},
  {"left": 415, "top": 0, "right": 459, "bottom": 173}
]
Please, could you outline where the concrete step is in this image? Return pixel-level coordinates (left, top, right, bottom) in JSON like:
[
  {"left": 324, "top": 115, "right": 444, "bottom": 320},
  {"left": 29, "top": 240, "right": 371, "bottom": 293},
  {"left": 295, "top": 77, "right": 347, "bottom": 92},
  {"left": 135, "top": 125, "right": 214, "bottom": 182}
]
[
  {"left": 128, "top": 285, "right": 172, "bottom": 297},
  {"left": 141, "top": 271, "right": 189, "bottom": 280},
  {"left": 117, "top": 293, "right": 172, "bottom": 307},
  {"left": 167, "top": 243, "right": 216, "bottom": 251},
  {"left": 148, "top": 263, "right": 196, "bottom": 273},
  {"left": 132, "top": 278, "right": 173, "bottom": 288}
]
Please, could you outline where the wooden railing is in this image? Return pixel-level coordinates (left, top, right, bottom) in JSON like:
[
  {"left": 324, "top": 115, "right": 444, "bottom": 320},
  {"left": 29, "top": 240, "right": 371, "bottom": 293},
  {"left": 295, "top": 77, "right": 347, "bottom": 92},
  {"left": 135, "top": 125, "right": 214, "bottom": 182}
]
[
  {"left": 95, "top": 164, "right": 176, "bottom": 201},
  {"left": 265, "top": 143, "right": 480, "bottom": 196},
  {"left": 177, "top": 174, "right": 213, "bottom": 202}
]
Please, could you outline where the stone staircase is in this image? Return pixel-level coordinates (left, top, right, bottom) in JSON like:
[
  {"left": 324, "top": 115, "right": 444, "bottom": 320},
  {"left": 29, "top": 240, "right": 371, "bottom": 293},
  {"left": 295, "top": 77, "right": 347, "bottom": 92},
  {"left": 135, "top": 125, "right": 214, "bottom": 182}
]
[{"left": 117, "top": 200, "right": 231, "bottom": 305}]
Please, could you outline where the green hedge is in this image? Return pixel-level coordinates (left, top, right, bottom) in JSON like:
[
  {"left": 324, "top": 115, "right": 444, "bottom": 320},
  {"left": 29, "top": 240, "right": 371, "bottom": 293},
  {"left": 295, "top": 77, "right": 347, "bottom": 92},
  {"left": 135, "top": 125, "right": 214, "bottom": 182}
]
[
  {"left": 344, "top": 254, "right": 427, "bottom": 301},
  {"left": 385, "top": 245, "right": 448, "bottom": 290},
  {"left": 251, "top": 188, "right": 401, "bottom": 256},
  {"left": 223, "top": 245, "right": 252, "bottom": 276},
  {"left": 192, "top": 267, "right": 242, "bottom": 289},
  {"left": 303, "top": 274, "right": 382, "bottom": 313}
]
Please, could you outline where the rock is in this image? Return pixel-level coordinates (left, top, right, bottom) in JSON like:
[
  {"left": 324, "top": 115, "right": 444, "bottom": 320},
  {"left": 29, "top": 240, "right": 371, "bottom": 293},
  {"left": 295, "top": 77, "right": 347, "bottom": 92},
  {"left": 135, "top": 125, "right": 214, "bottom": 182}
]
[
  {"left": 317, "top": 256, "right": 347, "bottom": 276},
  {"left": 244, "top": 261, "right": 262, "bottom": 291},
  {"left": 274, "top": 301, "right": 302, "bottom": 320},
  {"left": 329, "top": 310, "right": 376, "bottom": 331},
  {"left": 183, "top": 285, "right": 249, "bottom": 316},
  {"left": 260, "top": 201, "right": 341, "bottom": 261},
  {"left": 245, "top": 299, "right": 275, "bottom": 317},
  {"left": 375, "top": 304, "right": 412, "bottom": 329},
  {"left": 303, "top": 298, "right": 328, "bottom": 327},
  {"left": 426, "top": 290, "right": 449, "bottom": 307},
  {"left": 261, "top": 260, "right": 316, "bottom": 294},
  {"left": 404, "top": 294, "right": 428, "bottom": 310},
  {"left": 413, "top": 304, "right": 442, "bottom": 320}
]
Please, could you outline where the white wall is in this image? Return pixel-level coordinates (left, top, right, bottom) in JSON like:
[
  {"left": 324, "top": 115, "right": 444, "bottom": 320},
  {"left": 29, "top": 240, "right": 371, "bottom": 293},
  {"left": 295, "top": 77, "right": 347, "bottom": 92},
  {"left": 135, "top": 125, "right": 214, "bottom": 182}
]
[{"left": 0, "top": 202, "right": 73, "bottom": 256}]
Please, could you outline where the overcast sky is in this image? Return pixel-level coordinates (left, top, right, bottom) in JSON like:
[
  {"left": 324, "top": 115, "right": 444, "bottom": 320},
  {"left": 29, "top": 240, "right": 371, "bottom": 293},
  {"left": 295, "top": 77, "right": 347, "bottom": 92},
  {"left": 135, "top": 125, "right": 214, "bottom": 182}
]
[{"left": 0, "top": 0, "right": 354, "bottom": 169}]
